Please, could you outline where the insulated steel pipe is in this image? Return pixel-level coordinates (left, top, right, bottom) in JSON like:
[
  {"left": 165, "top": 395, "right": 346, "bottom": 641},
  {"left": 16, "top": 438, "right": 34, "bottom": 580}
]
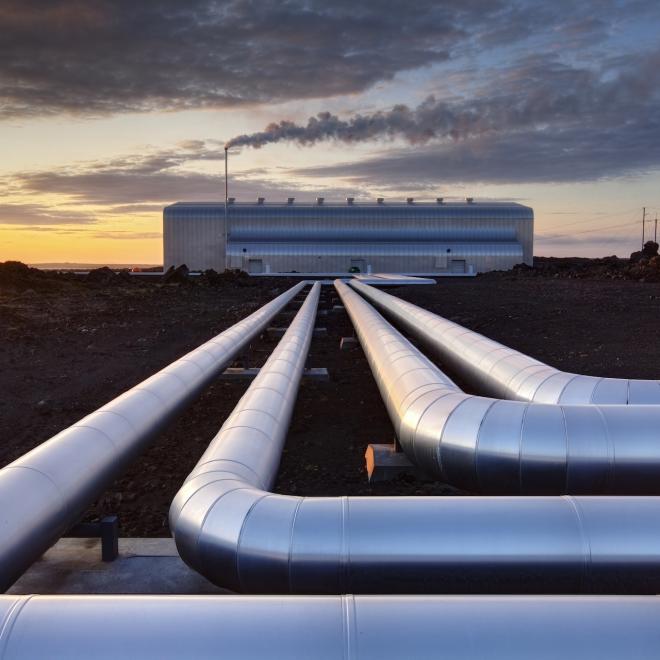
[
  {"left": 335, "top": 279, "right": 660, "bottom": 494},
  {"left": 1, "top": 595, "right": 660, "bottom": 659},
  {"left": 0, "top": 282, "right": 305, "bottom": 592},
  {"left": 350, "top": 279, "right": 660, "bottom": 404},
  {"left": 170, "top": 282, "right": 321, "bottom": 588},
  {"left": 170, "top": 281, "right": 660, "bottom": 595}
]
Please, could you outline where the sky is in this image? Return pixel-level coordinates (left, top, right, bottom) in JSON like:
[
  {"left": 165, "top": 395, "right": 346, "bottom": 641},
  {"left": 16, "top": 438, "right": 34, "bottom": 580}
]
[{"left": 2, "top": 0, "right": 660, "bottom": 265}]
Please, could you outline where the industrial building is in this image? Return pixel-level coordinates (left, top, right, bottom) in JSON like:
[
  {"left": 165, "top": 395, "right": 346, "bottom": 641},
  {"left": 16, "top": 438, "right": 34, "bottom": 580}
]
[{"left": 163, "top": 198, "right": 533, "bottom": 275}]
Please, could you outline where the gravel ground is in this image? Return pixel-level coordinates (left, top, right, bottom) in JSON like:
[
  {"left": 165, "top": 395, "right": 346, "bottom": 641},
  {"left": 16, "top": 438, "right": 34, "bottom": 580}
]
[{"left": 2, "top": 263, "right": 660, "bottom": 536}]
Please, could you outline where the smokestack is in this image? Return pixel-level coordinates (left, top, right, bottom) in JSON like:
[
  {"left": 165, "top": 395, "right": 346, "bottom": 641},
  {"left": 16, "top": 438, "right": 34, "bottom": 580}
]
[{"left": 224, "top": 146, "right": 229, "bottom": 204}]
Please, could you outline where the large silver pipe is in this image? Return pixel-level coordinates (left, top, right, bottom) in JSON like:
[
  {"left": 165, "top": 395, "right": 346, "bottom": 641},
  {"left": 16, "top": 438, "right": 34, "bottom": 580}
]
[
  {"left": 170, "top": 281, "right": 660, "bottom": 595},
  {"left": 1, "top": 594, "right": 660, "bottom": 659},
  {"left": 170, "top": 282, "right": 321, "bottom": 588},
  {"left": 0, "top": 282, "right": 305, "bottom": 592},
  {"left": 350, "top": 279, "right": 660, "bottom": 404},
  {"left": 335, "top": 279, "right": 660, "bottom": 494}
]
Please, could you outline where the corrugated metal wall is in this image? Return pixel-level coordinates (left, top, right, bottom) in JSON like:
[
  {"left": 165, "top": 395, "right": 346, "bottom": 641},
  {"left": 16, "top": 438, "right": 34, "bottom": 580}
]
[{"left": 163, "top": 202, "right": 533, "bottom": 274}]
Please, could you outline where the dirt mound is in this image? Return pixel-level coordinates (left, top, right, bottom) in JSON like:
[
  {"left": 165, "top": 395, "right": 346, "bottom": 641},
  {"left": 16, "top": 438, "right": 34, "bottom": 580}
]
[
  {"left": 0, "top": 261, "right": 75, "bottom": 291},
  {"left": 198, "top": 268, "right": 256, "bottom": 287},
  {"left": 86, "top": 266, "right": 133, "bottom": 286},
  {"left": 481, "top": 253, "right": 660, "bottom": 282}
]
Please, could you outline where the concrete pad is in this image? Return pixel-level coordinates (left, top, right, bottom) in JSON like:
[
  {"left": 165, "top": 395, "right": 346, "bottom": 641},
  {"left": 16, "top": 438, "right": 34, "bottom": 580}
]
[
  {"left": 7, "top": 538, "right": 229, "bottom": 595},
  {"left": 267, "top": 327, "right": 327, "bottom": 339},
  {"left": 219, "top": 367, "right": 329, "bottom": 381},
  {"left": 340, "top": 336, "right": 358, "bottom": 350},
  {"left": 365, "top": 443, "right": 424, "bottom": 482}
]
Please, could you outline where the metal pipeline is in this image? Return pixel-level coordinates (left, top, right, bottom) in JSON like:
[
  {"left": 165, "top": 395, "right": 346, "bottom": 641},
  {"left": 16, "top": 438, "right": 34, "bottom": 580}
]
[
  {"left": 349, "top": 279, "right": 660, "bottom": 404},
  {"left": 1, "top": 595, "right": 660, "bottom": 659},
  {"left": 335, "top": 279, "right": 660, "bottom": 494},
  {"left": 0, "top": 282, "right": 305, "bottom": 592},
  {"left": 170, "top": 281, "right": 660, "bottom": 595}
]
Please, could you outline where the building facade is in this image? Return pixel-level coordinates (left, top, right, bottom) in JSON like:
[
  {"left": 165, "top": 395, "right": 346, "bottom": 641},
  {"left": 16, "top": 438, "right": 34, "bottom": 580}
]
[{"left": 163, "top": 200, "right": 533, "bottom": 275}]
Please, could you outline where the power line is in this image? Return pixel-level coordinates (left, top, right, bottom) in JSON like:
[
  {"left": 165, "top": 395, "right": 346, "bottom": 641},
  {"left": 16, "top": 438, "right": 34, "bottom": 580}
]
[
  {"left": 537, "top": 213, "right": 639, "bottom": 240},
  {"left": 541, "top": 207, "right": 639, "bottom": 232}
]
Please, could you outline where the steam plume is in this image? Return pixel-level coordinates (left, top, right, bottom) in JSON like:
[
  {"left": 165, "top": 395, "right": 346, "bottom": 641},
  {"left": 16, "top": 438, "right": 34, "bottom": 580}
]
[
  {"left": 225, "top": 96, "right": 474, "bottom": 149},
  {"left": 224, "top": 51, "right": 660, "bottom": 151}
]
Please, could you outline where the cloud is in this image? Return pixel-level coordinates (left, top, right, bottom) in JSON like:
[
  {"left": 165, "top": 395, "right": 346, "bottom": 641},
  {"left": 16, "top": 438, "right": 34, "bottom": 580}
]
[
  {"left": 282, "top": 50, "right": 660, "bottom": 185},
  {"left": 0, "top": 0, "right": 477, "bottom": 118},
  {"left": 3, "top": 0, "right": 658, "bottom": 120},
  {"left": 3, "top": 142, "right": 361, "bottom": 213},
  {"left": 90, "top": 231, "right": 163, "bottom": 240},
  {"left": 0, "top": 203, "right": 95, "bottom": 225}
]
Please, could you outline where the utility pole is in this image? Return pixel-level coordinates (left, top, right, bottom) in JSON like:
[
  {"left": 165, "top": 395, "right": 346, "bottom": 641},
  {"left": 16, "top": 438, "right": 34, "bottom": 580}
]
[
  {"left": 655, "top": 214, "right": 658, "bottom": 244},
  {"left": 642, "top": 206, "right": 646, "bottom": 249}
]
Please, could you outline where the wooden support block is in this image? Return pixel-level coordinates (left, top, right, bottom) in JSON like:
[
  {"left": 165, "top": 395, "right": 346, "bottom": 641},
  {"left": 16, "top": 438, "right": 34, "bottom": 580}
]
[{"left": 365, "top": 444, "right": 421, "bottom": 482}]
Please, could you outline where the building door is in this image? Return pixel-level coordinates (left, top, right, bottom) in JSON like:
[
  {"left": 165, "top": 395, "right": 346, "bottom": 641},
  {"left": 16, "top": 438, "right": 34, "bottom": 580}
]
[
  {"left": 350, "top": 258, "right": 366, "bottom": 273},
  {"left": 247, "top": 259, "right": 264, "bottom": 274},
  {"left": 450, "top": 259, "right": 466, "bottom": 274}
]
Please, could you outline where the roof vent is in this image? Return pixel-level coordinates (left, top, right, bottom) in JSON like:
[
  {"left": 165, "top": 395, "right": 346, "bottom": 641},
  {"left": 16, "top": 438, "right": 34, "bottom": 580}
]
[
  {"left": 346, "top": 197, "right": 354, "bottom": 205},
  {"left": 436, "top": 197, "right": 444, "bottom": 204},
  {"left": 287, "top": 197, "right": 295, "bottom": 205},
  {"left": 466, "top": 197, "right": 474, "bottom": 204},
  {"left": 227, "top": 197, "right": 235, "bottom": 204},
  {"left": 377, "top": 197, "right": 384, "bottom": 204},
  {"left": 257, "top": 197, "right": 265, "bottom": 205},
  {"left": 406, "top": 197, "right": 414, "bottom": 204},
  {"left": 316, "top": 197, "right": 324, "bottom": 205}
]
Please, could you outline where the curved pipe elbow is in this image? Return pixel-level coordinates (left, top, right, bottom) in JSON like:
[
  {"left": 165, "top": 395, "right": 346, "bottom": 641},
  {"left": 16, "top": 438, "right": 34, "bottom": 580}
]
[
  {"left": 350, "top": 280, "right": 660, "bottom": 405},
  {"left": 337, "top": 279, "right": 660, "bottom": 495}
]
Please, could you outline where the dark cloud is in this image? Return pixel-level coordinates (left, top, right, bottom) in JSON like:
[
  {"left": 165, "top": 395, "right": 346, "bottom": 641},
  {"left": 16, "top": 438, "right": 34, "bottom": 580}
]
[
  {"left": 284, "top": 50, "right": 660, "bottom": 185},
  {"left": 0, "top": 0, "right": 475, "bottom": 118},
  {"left": 2, "top": 0, "right": 657, "bottom": 119},
  {"left": 229, "top": 48, "right": 660, "bottom": 146}
]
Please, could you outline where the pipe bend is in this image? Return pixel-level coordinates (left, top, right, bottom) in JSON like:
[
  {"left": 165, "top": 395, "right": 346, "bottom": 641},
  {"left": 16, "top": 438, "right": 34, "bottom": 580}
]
[
  {"left": 336, "top": 279, "right": 660, "bottom": 495},
  {"left": 350, "top": 280, "right": 660, "bottom": 405}
]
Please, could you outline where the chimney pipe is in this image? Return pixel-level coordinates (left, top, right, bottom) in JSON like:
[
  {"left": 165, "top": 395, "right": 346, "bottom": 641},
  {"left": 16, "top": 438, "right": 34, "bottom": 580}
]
[
  {"left": 346, "top": 197, "right": 354, "bottom": 205},
  {"left": 377, "top": 198, "right": 384, "bottom": 204},
  {"left": 316, "top": 197, "right": 324, "bottom": 205},
  {"left": 287, "top": 197, "right": 295, "bottom": 205},
  {"left": 406, "top": 197, "right": 414, "bottom": 204},
  {"left": 257, "top": 197, "right": 265, "bottom": 205}
]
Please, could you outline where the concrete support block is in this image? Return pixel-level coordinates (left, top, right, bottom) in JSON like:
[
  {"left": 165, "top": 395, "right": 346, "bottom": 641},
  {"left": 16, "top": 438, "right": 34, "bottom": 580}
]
[
  {"left": 267, "top": 327, "right": 327, "bottom": 339},
  {"left": 340, "top": 336, "right": 358, "bottom": 350},
  {"left": 220, "top": 367, "right": 329, "bottom": 382}
]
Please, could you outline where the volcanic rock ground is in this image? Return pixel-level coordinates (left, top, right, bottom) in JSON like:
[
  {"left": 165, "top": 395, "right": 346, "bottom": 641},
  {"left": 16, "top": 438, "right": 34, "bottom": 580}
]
[{"left": 2, "top": 261, "right": 660, "bottom": 536}]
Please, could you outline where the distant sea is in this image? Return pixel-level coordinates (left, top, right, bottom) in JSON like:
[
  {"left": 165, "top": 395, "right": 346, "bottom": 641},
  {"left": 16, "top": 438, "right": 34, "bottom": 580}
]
[{"left": 30, "top": 263, "right": 162, "bottom": 271}]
